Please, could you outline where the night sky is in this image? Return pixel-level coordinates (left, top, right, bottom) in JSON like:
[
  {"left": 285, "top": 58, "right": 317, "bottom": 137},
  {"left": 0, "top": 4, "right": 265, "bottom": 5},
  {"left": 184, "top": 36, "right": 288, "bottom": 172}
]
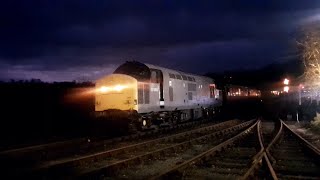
[{"left": 1, "top": 1, "right": 320, "bottom": 82}]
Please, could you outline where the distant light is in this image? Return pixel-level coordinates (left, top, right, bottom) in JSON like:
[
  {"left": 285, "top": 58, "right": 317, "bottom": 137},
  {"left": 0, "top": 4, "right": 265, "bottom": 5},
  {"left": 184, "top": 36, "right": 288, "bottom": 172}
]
[
  {"left": 284, "top": 78, "right": 289, "bottom": 85},
  {"left": 284, "top": 86, "right": 289, "bottom": 92},
  {"left": 271, "top": 90, "right": 280, "bottom": 95},
  {"left": 299, "top": 84, "right": 304, "bottom": 89}
]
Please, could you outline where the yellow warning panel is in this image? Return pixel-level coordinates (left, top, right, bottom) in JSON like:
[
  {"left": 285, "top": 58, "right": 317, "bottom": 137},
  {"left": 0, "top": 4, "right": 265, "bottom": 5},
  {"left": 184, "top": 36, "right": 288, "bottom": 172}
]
[{"left": 95, "top": 74, "right": 138, "bottom": 111}]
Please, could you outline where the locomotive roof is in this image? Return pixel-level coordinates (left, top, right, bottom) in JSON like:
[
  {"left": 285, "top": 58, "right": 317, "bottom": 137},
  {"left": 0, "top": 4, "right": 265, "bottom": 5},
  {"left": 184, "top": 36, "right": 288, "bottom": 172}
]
[
  {"left": 113, "top": 61, "right": 214, "bottom": 82},
  {"left": 144, "top": 63, "right": 213, "bottom": 81}
]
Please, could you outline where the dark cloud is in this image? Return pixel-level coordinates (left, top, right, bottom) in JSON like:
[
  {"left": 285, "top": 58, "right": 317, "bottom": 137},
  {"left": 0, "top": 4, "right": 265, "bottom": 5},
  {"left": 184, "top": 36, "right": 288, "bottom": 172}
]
[{"left": 0, "top": 0, "right": 319, "bottom": 81}]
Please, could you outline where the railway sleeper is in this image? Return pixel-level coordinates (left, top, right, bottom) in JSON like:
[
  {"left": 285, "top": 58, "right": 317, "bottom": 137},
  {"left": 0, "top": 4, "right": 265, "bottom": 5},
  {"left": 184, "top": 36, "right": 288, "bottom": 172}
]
[
  {"left": 274, "top": 165, "right": 320, "bottom": 178},
  {"left": 184, "top": 168, "right": 240, "bottom": 180},
  {"left": 277, "top": 174, "right": 320, "bottom": 180}
]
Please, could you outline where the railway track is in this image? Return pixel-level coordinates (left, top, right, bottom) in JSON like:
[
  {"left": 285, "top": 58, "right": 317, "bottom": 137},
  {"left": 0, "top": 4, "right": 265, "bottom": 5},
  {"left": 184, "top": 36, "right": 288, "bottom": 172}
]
[
  {"left": 2, "top": 118, "right": 247, "bottom": 179},
  {"left": 265, "top": 120, "right": 320, "bottom": 179},
  {"left": 0, "top": 117, "right": 221, "bottom": 171},
  {"left": 153, "top": 120, "right": 263, "bottom": 180},
  {"left": 6, "top": 118, "right": 317, "bottom": 179},
  {"left": 94, "top": 120, "right": 255, "bottom": 180}
]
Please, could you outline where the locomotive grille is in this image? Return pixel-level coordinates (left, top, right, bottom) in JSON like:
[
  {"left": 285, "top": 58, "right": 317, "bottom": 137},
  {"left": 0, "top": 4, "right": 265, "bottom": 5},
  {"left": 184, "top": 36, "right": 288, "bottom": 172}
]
[
  {"left": 144, "top": 84, "right": 150, "bottom": 104},
  {"left": 138, "top": 84, "right": 144, "bottom": 104},
  {"left": 188, "top": 92, "right": 193, "bottom": 100},
  {"left": 138, "top": 83, "right": 150, "bottom": 104},
  {"left": 188, "top": 83, "right": 196, "bottom": 91},
  {"left": 169, "top": 86, "right": 173, "bottom": 101}
]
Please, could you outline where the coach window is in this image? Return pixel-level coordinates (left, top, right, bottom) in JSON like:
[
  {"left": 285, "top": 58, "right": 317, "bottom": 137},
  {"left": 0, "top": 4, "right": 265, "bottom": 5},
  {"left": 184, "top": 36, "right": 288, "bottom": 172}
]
[
  {"left": 169, "top": 73, "right": 176, "bottom": 79},
  {"left": 176, "top": 74, "right": 182, "bottom": 80},
  {"left": 182, "top": 75, "right": 188, "bottom": 80}
]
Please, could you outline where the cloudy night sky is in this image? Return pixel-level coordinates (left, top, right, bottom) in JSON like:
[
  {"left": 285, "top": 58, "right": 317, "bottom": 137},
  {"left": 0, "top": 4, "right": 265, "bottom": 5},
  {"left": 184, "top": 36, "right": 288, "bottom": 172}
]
[{"left": 1, "top": 1, "right": 320, "bottom": 82}]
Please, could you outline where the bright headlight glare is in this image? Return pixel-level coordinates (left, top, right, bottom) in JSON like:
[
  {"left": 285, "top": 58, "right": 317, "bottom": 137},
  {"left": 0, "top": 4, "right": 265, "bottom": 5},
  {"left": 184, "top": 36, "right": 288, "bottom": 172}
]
[
  {"left": 98, "top": 85, "right": 127, "bottom": 93},
  {"left": 99, "top": 86, "right": 110, "bottom": 93},
  {"left": 113, "top": 85, "right": 126, "bottom": 92}
]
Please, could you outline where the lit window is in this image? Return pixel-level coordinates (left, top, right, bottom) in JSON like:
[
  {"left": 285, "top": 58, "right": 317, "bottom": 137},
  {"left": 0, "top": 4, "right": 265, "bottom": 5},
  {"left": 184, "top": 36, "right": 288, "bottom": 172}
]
[{"left": 169, "top": 80, "right": 172, "bottom": 86}]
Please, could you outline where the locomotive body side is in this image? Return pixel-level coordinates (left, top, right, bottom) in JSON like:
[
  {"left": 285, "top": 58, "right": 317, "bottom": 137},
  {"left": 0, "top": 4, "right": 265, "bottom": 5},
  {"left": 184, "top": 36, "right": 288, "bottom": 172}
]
[{"left": 144, "top": 63, "right": 220, "bottom": 113}]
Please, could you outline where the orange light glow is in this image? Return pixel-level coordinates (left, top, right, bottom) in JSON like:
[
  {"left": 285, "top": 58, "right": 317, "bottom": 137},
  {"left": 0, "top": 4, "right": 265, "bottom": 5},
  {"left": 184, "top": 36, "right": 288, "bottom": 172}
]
[{"left": 98, "top": 85, "right": 127, "bottom": 93}]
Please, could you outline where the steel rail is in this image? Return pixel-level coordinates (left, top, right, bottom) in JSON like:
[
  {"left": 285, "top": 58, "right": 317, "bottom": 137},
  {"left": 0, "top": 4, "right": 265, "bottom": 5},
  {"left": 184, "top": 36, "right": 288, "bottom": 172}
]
[
  {"left": 242, "top": 120, "right": 278, "bottom": 180},
  {"left": 0, "top": 138, "right": 87, "bottom": 156},
  {"left": 0, "top": 117, "right": 220, "bottom": 166},
  {"left": 0, "top": 118, "right": 211, "bottom": 157},
  {"left": 265, "top": 119, "right": 283, "bottom": 164},
  {"left": 150, "top": 120, "right": 259, "bottom": 180},
  {"left": 77, "top": 120, "right": 254, "bottom": 179},
  {"left": 265, "top": 119, "right": 320, "bottom": 179},
  {"left": 263, "top": 153, "right": 278, "bottom": 180},
  {"left": 241, "top": 120, "right": 264, "bottom": 179},
  {"left": 29, "top": 119, "right": 242, "bottom": 175},
  {"left": 282, "top": 120, "right": 320, "bottom": 155}
]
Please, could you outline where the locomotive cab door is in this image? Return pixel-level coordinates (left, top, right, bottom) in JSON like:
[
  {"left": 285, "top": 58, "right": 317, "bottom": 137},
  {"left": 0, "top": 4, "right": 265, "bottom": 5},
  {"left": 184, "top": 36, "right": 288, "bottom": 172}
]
[{"left": 150, "top": 68, "right": 164, "bottom": 108}]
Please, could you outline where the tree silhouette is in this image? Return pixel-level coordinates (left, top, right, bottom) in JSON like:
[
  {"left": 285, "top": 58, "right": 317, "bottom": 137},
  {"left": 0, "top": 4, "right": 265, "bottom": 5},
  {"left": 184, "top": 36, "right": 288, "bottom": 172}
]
[{"left": 298, "top": 24, "right": 320, "bottom": 88}]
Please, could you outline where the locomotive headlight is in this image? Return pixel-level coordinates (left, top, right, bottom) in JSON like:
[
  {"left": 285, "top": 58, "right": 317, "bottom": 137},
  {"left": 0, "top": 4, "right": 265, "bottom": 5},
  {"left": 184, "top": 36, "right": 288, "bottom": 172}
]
[
  {"left": 99, "top": 86, "right": 110, "bottom": 93},
  {"left": 98, "top": 84, "right": 127, "bottom": 93},
  {"left": 113, "top": 85, "right": 126, "bottom": 92}
]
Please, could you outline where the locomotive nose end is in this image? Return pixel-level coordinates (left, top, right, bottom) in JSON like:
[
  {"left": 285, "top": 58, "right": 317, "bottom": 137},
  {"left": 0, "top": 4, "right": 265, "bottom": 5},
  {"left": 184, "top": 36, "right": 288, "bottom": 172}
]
[{"left": 95, "top": 74, "right": 138, "bottom": 112}]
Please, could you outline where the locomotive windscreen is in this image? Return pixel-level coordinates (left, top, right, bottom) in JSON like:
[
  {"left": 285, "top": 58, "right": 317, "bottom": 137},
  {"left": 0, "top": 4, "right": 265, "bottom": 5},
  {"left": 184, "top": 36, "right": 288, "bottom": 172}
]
[{"left": 113, "top": 61, "right": 151, "bottom": 82}]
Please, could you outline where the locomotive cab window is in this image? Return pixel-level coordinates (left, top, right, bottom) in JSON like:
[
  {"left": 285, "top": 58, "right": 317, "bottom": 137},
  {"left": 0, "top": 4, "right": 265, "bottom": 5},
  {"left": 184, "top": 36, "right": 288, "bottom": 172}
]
[
  {"left": 151, "top": 71, "right": 157, "bottom": 83},
  {"left": 150, "top": 68, "right": 163, "bottom": 83},
  {"left": 114, "top": 61, "right": 151, "bottom": 82}
]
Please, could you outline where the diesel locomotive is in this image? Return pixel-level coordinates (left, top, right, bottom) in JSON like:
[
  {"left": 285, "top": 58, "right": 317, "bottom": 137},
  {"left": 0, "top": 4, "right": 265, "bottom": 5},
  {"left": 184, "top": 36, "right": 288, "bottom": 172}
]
[{"left": 95, "top": 61, "right": 223, "bottom": 130}]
